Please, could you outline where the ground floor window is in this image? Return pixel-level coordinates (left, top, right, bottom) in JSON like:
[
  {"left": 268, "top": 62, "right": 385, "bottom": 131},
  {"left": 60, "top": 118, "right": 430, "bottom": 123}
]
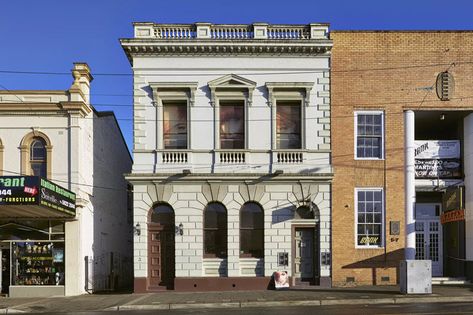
[
  {"left": 0, "top": 220, "right": 65, "bottom": 289},
  {"left": 11, "top": 241, "right": 65, "bottom": 285},
  {"left": 355, "top": 188, "right": 384, "bottom": 247}
]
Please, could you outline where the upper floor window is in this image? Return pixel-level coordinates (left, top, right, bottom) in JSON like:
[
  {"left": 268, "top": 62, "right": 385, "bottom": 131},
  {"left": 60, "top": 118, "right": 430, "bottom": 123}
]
[
  {"left": 356, "top": 188, "right": 384, "bottom": 248},
  {"left": 277, "top": 101, "right": 301, "bottom": 149},
  {"left": 240, "top": 202, "right": 263, "bottom": 258},
  {"left": 220, "top": 100, "right": 244, "bottom": 149},
  {"left": 30, "top": 137, "right": 47, "bottom": 178},
  {"left": 204, "top": 202, "right": 227, "bottom": 258},
  {"left": 163, "top": 101, "right": 187, "bottom": 149},
  {"left": 355, "top": 111, "right": 384, "bottom": 159}
]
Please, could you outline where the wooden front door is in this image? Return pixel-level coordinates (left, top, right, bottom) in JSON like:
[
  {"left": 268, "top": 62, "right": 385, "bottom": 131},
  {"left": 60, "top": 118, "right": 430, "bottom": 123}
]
[
  {"left": 148, "top": 224, "right": 175, "bottom": 290},
  {"left": 294, "top": 228, "right": 314, "bottom": 280}
]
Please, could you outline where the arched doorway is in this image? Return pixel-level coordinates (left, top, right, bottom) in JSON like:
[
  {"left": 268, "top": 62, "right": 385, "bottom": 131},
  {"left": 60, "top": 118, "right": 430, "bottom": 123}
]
[
  {"left": 148, "top": 204, "right": 175, "bottom": 290},
  {"left": 293, "top": 204, "right": 320, "bottom": 285}
]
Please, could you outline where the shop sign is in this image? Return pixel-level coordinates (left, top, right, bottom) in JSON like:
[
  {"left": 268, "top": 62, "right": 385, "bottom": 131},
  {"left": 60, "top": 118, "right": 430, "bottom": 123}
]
[
  {"left": 0, "top": 176, "right": 40, "bottom": 205},
  {"left": 0, "top": 176, "right": 76, "bottom": 216},
  {"left": 415, "top": 159, "right": 461, "bottom": 179},
  {"left": 440, "top": 209, "right": 465, "bottom": 224},
  {"left": 414, "top": 140, "right": 460, "bottom": 159},
  {"left": 39, "top": 178, "right": 76, "bottom": 216},
  {"left": 273, "top": 271, "right": 289, "bottom": 289},
  {"left": 358, "top": 236, "right": 380, "bottom": 246}
]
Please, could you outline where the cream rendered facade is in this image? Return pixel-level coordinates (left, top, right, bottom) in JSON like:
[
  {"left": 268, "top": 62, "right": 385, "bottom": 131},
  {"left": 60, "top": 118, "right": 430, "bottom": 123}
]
[
  {"left": 0, "top": 63, "right": 132, "bottom": 297},
  {"left": 122, "top": 23, "right": 333, "bottom": 291}
]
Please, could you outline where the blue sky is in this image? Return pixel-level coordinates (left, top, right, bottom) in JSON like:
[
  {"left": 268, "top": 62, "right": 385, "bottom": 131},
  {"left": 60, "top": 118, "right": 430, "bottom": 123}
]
[{"left": 1, "top": 0, "right": 473, "bottom": 152}]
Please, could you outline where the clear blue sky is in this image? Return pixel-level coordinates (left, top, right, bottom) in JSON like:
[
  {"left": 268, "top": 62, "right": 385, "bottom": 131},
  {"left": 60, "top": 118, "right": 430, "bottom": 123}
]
[{"left": 1, "top": 0, "right": 473, "bottom": 152}]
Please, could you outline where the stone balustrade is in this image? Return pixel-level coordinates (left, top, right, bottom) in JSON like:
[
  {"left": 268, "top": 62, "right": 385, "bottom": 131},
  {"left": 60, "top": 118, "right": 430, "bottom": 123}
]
[{"left": 133, "top": 22, "right": 329, "bottom": 40}]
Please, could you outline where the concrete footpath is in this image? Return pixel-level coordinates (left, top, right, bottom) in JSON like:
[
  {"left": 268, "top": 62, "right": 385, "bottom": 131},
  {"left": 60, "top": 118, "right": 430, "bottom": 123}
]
[{"left": 1, "top": 285, "right": 473, "bottom": 313}]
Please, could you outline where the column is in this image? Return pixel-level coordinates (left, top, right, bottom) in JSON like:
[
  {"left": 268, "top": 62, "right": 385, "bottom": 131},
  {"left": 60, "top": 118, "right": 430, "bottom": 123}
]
[
  {"left": 404, "top": 110, "right": 416, "bottom": 260},
  {"left": 464, "top": 114, "right": 473, "bottom": 262}
]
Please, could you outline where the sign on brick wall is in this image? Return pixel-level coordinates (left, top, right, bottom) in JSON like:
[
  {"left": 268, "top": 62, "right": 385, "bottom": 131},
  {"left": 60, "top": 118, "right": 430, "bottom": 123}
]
[{"left": 415, "top": 140, "right": 461, "bottom": 179}]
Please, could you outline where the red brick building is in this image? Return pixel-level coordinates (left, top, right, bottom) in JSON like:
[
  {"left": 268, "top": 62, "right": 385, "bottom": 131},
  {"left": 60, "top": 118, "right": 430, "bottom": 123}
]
[{"left": 331, "top": 31, "right": 473, "bottom": 285}]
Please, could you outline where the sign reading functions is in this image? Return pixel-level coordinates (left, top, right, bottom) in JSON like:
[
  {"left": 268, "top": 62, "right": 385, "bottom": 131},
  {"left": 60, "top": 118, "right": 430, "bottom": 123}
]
[{"left": 0, "top": 176, "right": 40, "bottom": 205}]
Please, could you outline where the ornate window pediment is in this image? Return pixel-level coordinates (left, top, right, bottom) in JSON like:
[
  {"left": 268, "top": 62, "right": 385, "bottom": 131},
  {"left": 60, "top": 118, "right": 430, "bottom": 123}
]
[
  {"left": 149, "top": 82, "right": 198, "bottom": 106},
  {"left": 208, "top": 74, "right": 256, "bottom": 106},
  {"left": 266, "top": 82, "right": 313, "bottom": 107}
]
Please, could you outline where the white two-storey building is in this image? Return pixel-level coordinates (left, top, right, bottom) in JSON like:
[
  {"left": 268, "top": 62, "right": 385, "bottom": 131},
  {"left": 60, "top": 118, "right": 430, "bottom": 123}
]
[
  {"left": 0, "top": 63, "right": 132, "bottom": 297},
  {"left": 121, "top": 22, "right": 333, "bottom": 292}
]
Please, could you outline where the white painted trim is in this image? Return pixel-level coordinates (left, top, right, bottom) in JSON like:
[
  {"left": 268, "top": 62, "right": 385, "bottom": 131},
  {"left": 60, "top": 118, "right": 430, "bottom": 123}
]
[
  {"left": 354, "top": 110, "right": 385, "bottom": 160},
  {"left": 354, "top": 187, "right": 385, "bottom": 249}
]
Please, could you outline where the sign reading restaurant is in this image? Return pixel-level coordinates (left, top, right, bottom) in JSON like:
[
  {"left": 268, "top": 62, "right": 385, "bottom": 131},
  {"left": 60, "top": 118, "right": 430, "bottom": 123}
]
[
  {"left": 414, "top": 140, "right": 461, "bottom": 179},
  {"left": 0, "top": 176, "right": 76, "bottom": 216}
]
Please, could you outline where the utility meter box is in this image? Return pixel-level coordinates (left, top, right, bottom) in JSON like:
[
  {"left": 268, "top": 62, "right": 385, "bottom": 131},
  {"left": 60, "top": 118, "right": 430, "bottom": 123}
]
[{"left": 400, "top": 260, "right": 432, "bottom": 294}]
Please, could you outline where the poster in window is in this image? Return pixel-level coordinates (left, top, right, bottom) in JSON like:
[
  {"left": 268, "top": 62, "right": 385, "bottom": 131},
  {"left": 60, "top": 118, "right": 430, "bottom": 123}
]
[{"left": 52, "top": 248, "right": 64, "bottom": 263}]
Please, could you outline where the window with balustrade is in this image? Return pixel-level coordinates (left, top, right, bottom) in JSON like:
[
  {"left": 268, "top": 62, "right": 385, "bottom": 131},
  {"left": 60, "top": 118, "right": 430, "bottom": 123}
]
[
  {"left": 355, "top": 111, "right": 384, "bottom": 159},
  {"left": 276, "top": 101, "right": 302, "bottom": 149},
  {"left": 204, "top": 202, "right": 228, "bottom": 258},
  {"left": 220, "top": 100, "right": 245, "bottom": 149},
  {"left": 240, "top": 202, "right": 264, "bottom": 258},
  {"left": 163, "top": 101, "right": 188, "bottom": 149}
]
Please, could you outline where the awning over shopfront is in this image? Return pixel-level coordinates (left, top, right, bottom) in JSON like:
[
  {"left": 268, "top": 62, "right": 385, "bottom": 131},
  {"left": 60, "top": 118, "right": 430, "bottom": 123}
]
[{"left": 0, "top": 176, "right": 76, "bottom": 219}]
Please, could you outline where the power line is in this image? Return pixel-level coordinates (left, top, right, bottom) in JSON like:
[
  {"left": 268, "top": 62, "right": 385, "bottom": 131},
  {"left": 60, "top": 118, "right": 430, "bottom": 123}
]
[
  {"left": 0, "top": 61, "right": 472, "bottom": 77},
  {"left": 0, "top": 169, "right": 128, "bottom": 192}
]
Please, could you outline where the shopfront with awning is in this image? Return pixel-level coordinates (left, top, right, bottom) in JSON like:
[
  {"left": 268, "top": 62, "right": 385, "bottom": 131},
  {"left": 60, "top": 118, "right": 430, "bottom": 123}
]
[{"left": 0, "top": 176, "right": 76, "bottom": 297}]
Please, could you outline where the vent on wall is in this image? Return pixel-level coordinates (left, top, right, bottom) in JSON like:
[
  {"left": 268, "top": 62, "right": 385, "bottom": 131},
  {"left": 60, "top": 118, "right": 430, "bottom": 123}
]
[{"left": 436, "top": 71, "right": 455, "bottom": 101}]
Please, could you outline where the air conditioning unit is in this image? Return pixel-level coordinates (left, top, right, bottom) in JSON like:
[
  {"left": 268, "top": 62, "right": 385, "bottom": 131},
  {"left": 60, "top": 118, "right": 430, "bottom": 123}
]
[{"left": 400, "top": 260, "right": 432, "bottom": 294}]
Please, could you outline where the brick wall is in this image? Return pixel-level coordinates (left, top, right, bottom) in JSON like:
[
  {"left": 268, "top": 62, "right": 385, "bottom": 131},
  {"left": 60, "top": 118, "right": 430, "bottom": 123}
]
[{"left": 331, "top": 31, "right": 473, "bottom": 286}]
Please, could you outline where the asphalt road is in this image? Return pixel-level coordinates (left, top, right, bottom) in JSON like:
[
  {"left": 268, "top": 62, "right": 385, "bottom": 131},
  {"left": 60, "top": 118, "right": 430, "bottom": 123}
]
[{"left": 26, "top": 302, "right": 473, "bottom": 315}]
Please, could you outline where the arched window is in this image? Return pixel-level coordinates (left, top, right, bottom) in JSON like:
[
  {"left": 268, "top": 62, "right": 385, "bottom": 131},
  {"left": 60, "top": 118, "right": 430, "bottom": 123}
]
[
  {"left": 295, "top": 205, "right": 315, "bottom": 219},
  {"left": 151, "top": 204, "right": 175, "bottom": 227},
  {"left": 204, "top": 202, "right": 227, "bottom": 258},
  {"left": 240, "top": 202, "right": 264, "bottom": 258},
  {"left": 21, "top": 131, "right": 52, "bottom": 179},
  {"left": 30, "top": 137, "right": 47, "bottom": 178}
]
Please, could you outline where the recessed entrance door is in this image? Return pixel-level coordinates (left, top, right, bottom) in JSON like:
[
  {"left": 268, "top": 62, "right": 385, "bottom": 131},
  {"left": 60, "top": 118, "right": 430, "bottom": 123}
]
[
  {"left": 294, "top": 228, "right": 315, "bottom": 281},
  {"left": 1, "top": 247, "right": 10, "bottom": 295},
  {"left": 148, "top": 204, "right": 175, "bottom": 290},
  {"left": 415, "top": 203, "right": 443, "bottom": 276}
]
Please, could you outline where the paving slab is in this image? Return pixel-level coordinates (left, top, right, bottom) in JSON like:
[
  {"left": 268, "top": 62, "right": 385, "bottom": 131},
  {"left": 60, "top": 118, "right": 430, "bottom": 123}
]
[{"left": 0, "top": 285, "right": 472, "bottom": 313}]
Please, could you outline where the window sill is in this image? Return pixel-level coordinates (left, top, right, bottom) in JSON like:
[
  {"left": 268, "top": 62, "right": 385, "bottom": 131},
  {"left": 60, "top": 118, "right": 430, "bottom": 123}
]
[
  {"left": 355, "top": 246, "right": 385, "bottom": 249},
  {"left": 354, "top": 157, "right": 385, "bottom": 161}
]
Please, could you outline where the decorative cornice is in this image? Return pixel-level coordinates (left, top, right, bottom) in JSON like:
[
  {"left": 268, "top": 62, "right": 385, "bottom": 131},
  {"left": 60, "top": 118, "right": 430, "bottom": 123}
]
[
  {"left": 0, "top": 101, "right": 91, "bottom": 117},
  {"left": 125, "top": 172, "right": 334, "bottom": 184},
  {"left": 60, "top": 101, "right": 93, "bottom": 117},
  {"left": 121, "top": 41, "right": 332, "bottom": 63}
]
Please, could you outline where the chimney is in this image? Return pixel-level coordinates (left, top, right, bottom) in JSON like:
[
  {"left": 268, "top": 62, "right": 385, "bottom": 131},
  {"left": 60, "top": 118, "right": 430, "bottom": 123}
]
[{"left": 69, "top": 62, "right": 93, "bottom": 104}]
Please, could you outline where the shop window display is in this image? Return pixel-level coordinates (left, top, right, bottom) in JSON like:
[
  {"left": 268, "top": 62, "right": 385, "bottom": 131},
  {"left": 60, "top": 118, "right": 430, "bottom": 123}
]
[{"left": 11, "top": 242, "right": 65, "bottom": 286}]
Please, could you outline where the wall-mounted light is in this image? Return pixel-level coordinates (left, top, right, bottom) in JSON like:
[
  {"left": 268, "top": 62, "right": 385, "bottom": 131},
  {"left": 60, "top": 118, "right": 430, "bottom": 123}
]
[
  {"left": 178, "top": 223, "right": 184, "bottom": 235},
  {"left": 440, "top": 113, "right": 446, "bottom": 121},
  {"left": 133, "top": 223, "right": 141, "bottom": 236}
]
